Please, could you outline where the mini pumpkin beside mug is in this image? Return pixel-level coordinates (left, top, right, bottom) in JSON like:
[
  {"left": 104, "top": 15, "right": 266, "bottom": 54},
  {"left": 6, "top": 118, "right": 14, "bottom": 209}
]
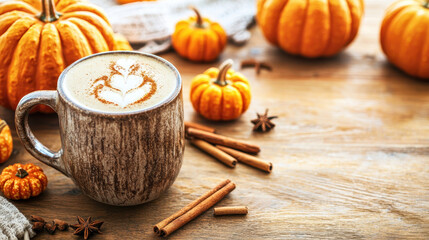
[
  {"left": 0, "top": 0, "right": 132, "bottom": 112},
  {"left": 380, "top": 0, "right": 429, "bottom": 79},
  {"left": 190, "top": 59, "right": 251, "bottom": 121},
  {"left": 256, "top": 0, "right": 364, "bottom": 58}
]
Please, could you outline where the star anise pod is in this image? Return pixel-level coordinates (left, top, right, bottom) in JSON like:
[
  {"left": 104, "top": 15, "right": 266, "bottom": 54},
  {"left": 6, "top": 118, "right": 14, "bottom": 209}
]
[
  {"left": 251, "top": 109, "right": 278, "bottom": 132},
  {"left": 71, "top": 216, "right": 103, "bottom": 240}
]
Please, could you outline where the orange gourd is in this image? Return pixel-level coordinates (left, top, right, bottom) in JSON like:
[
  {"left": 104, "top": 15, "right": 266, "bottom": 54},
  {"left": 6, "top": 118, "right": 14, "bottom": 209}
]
[
  {"left": 380, "top": 0, "right": 429, "bottom": 79},
  {"left": 0, "top": 119, "right": 12, "bottom": 163},
  {"left": 256, "top": 0, "right": 364, "bottom": 58},
  {"left": 190, "top": 59, "right": 251, "bottom": 121},
  {"left": 172, "top": 7, "right": 227, "bottom": 62},
  {"left": 0, "top": 163, "right": 48, "bottom": 200},
  {"left": 0, "top": 0, "right": 132, "bottom": 112}
]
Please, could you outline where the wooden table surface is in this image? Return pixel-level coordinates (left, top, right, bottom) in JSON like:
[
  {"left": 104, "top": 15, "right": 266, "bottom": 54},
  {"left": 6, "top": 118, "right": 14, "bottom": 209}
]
[{"left": 1, "top": 0, "right": 429, "bottom": 239}]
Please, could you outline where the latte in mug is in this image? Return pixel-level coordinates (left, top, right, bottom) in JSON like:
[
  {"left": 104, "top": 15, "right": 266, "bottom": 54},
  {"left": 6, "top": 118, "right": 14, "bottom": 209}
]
[
  {"left": 15, "top": 51, "right": 184, "bottom": 206},
  {"left": 63, "top": 53, "right": 178, "bottom": 112}
]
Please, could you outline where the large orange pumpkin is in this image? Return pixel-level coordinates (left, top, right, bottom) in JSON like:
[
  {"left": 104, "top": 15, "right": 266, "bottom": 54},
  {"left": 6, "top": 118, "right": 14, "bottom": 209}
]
[
  {"left": 256, "top": 0, "right": 364, "bottom": 58},
  {"left": 0, "top": 0, "right": 132, "bottom": 112},
  {"left": 380, "top": 0, "right": 429, "bottom": 79}
]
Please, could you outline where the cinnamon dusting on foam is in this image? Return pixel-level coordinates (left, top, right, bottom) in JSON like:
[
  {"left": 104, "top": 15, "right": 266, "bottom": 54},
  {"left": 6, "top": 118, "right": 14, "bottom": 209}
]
[{"left": 89, "top": 59, "right": 157, "bottom": 108}]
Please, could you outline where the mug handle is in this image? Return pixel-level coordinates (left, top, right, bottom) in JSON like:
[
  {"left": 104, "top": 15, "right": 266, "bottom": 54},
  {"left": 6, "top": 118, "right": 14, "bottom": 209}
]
[{"left": 15, "top": 90, "right": 69, "bottom": 177}]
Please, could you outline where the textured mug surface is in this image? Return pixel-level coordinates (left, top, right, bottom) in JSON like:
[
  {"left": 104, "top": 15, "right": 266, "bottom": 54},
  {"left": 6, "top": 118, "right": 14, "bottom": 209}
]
[{"left": 15, "top": 51, "right": 184, "bottom": 206}]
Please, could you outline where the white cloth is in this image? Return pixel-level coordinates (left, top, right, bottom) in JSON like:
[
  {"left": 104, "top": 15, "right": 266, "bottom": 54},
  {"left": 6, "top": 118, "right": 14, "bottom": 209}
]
[
  {"left": 0, "top": 196, "right": 35, "bottom": 240},
  {"left": 92, "top": 0, "right": 256, "bottom": 53}
]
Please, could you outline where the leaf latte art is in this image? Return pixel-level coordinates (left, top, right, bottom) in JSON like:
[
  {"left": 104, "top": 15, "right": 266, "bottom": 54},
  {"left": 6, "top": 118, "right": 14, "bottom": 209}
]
[{"left": 90, "top": 59, "right": 157, "bottom": 108}]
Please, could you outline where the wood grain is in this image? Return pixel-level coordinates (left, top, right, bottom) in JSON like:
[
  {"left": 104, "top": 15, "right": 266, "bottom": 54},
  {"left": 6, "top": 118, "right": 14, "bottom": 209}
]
[
  {"left": 0, "top": 0, "right": 429, "bottom": 239},
  {"left": 57, "top": 87, "right": 184, "bottom": 206}
]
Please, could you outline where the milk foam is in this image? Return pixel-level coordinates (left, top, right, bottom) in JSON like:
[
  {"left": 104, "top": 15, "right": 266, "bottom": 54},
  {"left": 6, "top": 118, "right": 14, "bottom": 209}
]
[{"left": 62, "top": 53, "right": 178, "bottom": 113}]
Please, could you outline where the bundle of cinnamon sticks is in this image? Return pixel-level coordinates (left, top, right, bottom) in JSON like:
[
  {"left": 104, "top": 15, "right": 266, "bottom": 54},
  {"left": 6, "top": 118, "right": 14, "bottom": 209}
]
[
  {"left": 154, "top": 179, "right": 237, "bottom": 237},
  {"left": 185, "top": 121, "right": 273, "bottom": 173}
]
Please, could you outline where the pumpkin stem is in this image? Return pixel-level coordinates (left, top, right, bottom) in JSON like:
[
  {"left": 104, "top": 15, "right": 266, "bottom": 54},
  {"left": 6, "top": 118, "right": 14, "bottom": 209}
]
[
  {"left": 215, "top": 59, "right": 234, "bottom": 86},
  {"left": 39, "top": 0, "right": 60, "bottom": 22},
  {"left": 16, "top": 168, "right": 29, "bottom": 178},
  {"left": 0, "top": 120, "right": 6, "bottom": 132},
  {"left": 189, "top": 6, "right": 204, "bottom": 27}
]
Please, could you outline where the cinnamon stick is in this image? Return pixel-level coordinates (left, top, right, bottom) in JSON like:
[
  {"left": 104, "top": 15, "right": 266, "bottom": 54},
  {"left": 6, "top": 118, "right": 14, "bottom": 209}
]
[
  {"left": 187, "top": 128, "right": 260, "bottom": 154},
  {"left": 213, "top": 206, "right": 248, "bottom": 216},
  {"left": 216, "top": 145, "right": 272, "bottom": 173},
  {"left": 191, "top": 139, "right": 237, "bottom": 168},
  {"left": 185, "top": 121, "right": 215, "bottom": 133},
  {"left": 154, "top": 179, "right": 236, "bottom": 237}
]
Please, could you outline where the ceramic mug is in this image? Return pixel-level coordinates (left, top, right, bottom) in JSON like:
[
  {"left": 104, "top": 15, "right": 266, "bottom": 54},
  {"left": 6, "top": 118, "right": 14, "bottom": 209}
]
[{"left": 15, "top": 51, "right": 184, "bottom": 206}]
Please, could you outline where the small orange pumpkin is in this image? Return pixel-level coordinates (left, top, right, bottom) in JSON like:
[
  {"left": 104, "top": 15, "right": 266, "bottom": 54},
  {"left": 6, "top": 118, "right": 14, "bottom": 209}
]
[
  {"left": 172, "top": 7, "right": 227, "bottom": 62},
  {"left": 0, "top": 120, "right": 12, "bottom": 164},
  {"left": 256, "top": 0, "right": 364, "bottom": 58},
  {"left": 0, "top": 163, "right": 47, "bottom": 200},
  {"left": 380, "top": 0, "right": 429, "bottom": 78},
  {"left": 190, "top": 59, "right": 251, "bottom": 121},
  {"left": 0, "top": 0, "right": 132, "bottom": 112}
]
